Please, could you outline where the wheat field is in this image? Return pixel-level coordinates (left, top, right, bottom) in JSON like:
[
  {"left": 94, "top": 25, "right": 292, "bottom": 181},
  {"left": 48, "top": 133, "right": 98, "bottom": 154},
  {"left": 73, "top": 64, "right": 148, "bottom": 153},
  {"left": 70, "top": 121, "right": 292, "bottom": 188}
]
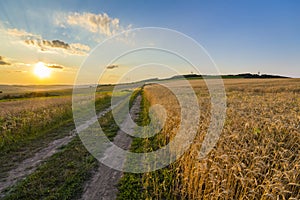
[{"left": 140, "top": 79, "right": 300, "bottom": 199}]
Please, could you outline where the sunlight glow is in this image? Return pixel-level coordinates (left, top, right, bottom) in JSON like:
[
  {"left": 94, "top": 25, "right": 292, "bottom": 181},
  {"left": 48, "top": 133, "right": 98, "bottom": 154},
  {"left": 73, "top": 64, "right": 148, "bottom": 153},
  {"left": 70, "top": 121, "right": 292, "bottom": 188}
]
[{"left": 34, "top": 62, "right": 51, "bottom": 78}]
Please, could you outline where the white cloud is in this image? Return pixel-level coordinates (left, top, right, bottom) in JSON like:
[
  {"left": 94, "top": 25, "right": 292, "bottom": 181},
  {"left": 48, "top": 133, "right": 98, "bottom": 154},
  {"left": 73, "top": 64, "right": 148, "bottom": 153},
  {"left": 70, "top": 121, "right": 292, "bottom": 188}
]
[
  {"left": 70, "top": 43, "right": 90, "bottom": 52},
  {"left": 57, "top": 12, "right": 131, "bottom": 37}
]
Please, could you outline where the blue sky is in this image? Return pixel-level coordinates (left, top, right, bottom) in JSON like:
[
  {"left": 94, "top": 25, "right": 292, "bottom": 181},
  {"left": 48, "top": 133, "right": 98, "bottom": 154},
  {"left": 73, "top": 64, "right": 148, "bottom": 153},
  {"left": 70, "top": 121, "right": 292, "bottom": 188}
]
[{"left": 0, "top": 0, "right": 299, "bottom": 84}]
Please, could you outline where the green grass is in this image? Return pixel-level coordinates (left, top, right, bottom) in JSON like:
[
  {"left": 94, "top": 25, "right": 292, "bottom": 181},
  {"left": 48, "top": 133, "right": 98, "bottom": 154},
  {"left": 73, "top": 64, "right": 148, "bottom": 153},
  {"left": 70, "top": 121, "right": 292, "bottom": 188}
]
[
  {"left": 117, "top": 89, "right": 180, "bottom": 200},
  {"left": 1, "top": 92, "right": 131, "bottom": 199},
  {"left": 117, "top": 90, "right": 149, "bottom": 200},
  {"left": 2, "top": 137, "right": 97, "bottom": 200},
  {"left": 0, "top": 119, "right": 75, "bottom": 180},
  {"left": 1, "top": 88, "right": 143, "bottom": 199},
  {"left": 98, "top": 110, "right": 119, "bottom": 141},
  {"left": 129, "top": 88, "right": 141, "bottom": 108},
  {"left": 98, "top": 88, "right": 141, "bottom": 141},
  {"left": 0, "top": 94, "right": 112, "bottom": 182},
  {"left": 117, "top": 173, "right": 145, "bottom": 200}
]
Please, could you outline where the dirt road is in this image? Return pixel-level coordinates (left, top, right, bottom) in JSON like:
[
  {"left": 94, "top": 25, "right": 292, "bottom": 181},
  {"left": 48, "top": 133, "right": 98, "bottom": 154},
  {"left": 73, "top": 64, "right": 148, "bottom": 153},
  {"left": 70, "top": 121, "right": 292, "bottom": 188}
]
[
  {"left": 81, "top": 95, "right": 141, "bottom": 200},
  {"left": 0, "top": 102, "right": 121, "bottom": 195}
]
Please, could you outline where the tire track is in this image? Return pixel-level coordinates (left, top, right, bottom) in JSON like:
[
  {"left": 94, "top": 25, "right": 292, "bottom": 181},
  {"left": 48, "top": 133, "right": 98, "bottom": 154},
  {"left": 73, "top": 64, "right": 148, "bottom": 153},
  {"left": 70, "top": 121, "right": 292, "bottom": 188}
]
[
  {"left": 81, "top": 95, "right": 141, "bottom": 200},
  {"left": 0, "top": 100, "right": 122, "bottom": 195}
]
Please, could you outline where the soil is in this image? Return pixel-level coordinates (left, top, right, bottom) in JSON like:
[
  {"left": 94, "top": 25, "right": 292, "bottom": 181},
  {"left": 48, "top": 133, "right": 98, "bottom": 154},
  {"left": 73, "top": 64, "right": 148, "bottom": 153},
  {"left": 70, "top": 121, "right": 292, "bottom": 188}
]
[
  {"left": 81, "top": 95, "right": 141, "bottom": 200},
  {"left": 0, "top": 103, "right": 119, "bottom": 195}
]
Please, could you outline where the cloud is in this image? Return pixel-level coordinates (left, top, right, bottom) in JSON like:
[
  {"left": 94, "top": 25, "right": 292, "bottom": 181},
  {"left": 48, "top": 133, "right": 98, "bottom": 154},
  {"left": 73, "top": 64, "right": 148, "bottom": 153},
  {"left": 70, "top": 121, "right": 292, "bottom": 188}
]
[
  {"left": 4, "top": 27, "right": 90, "bottom": 56},
  {"left": 13, "top": 70, "right": 27, "bottom": 73},
  {"left": 25, "top": 39, "right": 69, "bottom": 50},
  {"left": 0, "top": 56, "right": 32, "bottom": 68},
  {"left": 0, "top": 56, "right": 11, "bottom": 65},
  {"left": 0, "top": 54, "right": 65, "bottom": 70},
  {"left": 6, "top": 28, "right": 41, "bottom": 39},
  {"left": 106, "top": 64, "right": 119, "bottom": 69},
  {"left": 47, "top": 64, "right": 64, "bottom": 69},
  {"left": 24, "top": 39, "right": 90, "bottom": 55},
  {"left": 67, "top": 12, "right": 119, "bottom": 36},
  {"left": 0, "top": 61, "right": 9, "bottom": 65},
  {"left": 46, "top": 39, "right": 70, "bottom": 49},
  {"left": 57, "top": 12, "right": 131, "bottom": 37},
  {"left": 70, "top": 43, "right": 90, "bottom": 52},
  {"left": 2, "top": 70, "right": 27, "bottom": 74}
]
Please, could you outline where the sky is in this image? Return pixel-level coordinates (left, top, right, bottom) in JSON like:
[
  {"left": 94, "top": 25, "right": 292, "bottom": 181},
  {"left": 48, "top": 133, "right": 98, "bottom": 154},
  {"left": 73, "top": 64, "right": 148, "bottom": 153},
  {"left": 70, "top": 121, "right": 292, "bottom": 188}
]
[{"left": 0, "top": 0, "right": 299, "bottom": 85}]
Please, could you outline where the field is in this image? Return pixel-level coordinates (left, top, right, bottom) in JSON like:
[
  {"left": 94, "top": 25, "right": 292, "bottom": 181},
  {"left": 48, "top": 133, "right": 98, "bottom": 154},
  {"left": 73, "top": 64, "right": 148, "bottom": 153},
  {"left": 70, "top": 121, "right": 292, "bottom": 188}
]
[
  {"left": 118, "top": 78, "right": 300, "bottom": 199},
  {"left": 0, "top": 79, "right": 299, "bottom": 199}
]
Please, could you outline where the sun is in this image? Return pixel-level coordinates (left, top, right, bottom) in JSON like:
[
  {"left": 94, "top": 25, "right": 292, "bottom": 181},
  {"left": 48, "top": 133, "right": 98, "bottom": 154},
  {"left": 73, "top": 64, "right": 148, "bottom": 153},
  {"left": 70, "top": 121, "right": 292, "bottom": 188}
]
[{"left": 34, "top": 62, "right": 51, "bottom": 78}]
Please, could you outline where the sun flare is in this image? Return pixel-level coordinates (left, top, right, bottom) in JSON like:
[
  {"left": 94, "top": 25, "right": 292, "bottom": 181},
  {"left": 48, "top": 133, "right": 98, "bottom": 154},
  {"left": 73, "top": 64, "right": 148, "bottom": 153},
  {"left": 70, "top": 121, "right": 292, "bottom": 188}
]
[{"left": 34, "top": 62, "right": 51, "bottom": 78}]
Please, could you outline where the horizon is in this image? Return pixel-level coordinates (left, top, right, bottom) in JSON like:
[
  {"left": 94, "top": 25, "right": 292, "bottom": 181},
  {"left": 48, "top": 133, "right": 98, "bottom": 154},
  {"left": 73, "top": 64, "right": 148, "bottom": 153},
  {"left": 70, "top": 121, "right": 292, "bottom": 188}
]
[
  {"left": 0, "top": 72, "right": 297, "bottom": 87},
  {"left": 0, "top": 0, "right": 300, "bottom": 85}
]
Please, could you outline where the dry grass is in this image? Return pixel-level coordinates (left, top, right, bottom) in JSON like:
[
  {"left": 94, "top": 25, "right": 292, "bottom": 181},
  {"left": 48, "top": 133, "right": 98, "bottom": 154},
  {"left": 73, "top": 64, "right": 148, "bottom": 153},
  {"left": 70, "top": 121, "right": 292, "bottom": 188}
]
[
  {"left": 0, "top": 97, "right": 72, "bottom": 146},
  {"left": 0, "top": 92, "right": 110, "bottom": 148},
  {"left": 141, "top": 78, "right": 300, "bottom": 199}
]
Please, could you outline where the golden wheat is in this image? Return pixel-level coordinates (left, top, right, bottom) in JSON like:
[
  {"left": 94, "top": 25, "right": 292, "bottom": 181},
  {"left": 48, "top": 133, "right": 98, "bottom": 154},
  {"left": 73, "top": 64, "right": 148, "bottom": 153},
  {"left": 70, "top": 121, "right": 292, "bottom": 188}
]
[
  {"left": 0, "top": 93, "right": 109, "bottom": 146},
  {"left": 142, "top": 79, "right": 300, "bottom": 199}
]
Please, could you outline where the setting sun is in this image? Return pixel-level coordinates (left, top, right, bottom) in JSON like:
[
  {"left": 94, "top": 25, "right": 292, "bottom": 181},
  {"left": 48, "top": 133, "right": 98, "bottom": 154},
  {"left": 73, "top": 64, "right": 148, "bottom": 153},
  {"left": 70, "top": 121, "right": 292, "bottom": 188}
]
[{"left": 34, "top": 62, "right": 51, "bottom": 78}]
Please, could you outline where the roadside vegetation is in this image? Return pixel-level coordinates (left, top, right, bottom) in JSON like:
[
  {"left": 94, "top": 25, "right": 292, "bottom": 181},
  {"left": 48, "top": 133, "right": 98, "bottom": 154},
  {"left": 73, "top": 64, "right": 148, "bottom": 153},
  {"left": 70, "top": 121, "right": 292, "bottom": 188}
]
[
  {"left": 2, "top": 136, "right": 97, "bottom": 200},
  {"left": 1, "top": 93, "right": 114, "bottom": 199},
  {"left": 1, "top": 88, "right": 141, "bottom": 199},
  {"left": 0, "top": 90, "right": 111, "bottom": 187}
]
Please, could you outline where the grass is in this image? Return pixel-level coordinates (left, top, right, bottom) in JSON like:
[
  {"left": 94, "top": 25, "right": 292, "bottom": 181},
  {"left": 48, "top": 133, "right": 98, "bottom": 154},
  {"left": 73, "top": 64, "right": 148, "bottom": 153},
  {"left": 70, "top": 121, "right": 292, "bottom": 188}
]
[
  {"left": 98, "top": 110, "right": 119, "bottom": 141},
  {"left": 1, "top": 89, "right": 142, "bottom": 199},
  {"left": 0, "top": 96, "right": 73, "bottom": 149},
  {"left": 0, "top": 93, "right": 111, "bottom": 182},
  {"left": 0, "top": 119, "right": 74, "bottom": 180},
  {"left": 117, "top": 90, "right": 148, "bottom": 200},
  {"left": 0, "top": 91, "right": 59, "bottom": 100},
  {"left": 117, "top": 89, "right": 181, "bottom": 200},
  {"left": 2, "top": 136, "right": 97, "bottom": 200},
  {"left": 0, "top": 85, "right": 73, "bottom": 100},
  {"left": 1, "top": 99, "right": 118, "bottom": 199},
  {"left": 2, "top": 79, "right": 298, "bottom": 199},
  {"left": 0, "top": 92, "right": 111, "bottom": 150}
]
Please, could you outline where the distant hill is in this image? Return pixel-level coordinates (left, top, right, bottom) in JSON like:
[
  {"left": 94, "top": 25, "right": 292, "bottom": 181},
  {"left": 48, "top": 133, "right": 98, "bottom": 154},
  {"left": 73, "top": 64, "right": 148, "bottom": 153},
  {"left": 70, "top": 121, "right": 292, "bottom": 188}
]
[
  {"left": 169, "top": 73, "right": 290, "bottom": 80},
  {"left": 96, "top": 73, "right": 290, "bottom": 86},
  {"left": 222, "top": 73, "right": 290, "bottom": 79}
]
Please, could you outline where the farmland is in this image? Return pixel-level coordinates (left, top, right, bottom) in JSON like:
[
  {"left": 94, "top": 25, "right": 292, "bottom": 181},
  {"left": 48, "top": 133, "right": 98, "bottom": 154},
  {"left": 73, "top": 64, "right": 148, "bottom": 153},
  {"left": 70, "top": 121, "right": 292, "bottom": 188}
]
[
  {"left": 118, "top": 78, "right": 300, "bottom": 199},
  {"left": 0, "top": 86, "right": 114, "bottom": 198},
  {"left": 0, "top": 78, "right": 299, "bottom": 199}
]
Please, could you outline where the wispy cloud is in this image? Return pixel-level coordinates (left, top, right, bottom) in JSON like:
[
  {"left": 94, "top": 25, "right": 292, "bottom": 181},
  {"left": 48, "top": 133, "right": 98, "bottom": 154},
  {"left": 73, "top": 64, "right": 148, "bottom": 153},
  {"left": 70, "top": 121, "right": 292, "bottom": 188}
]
[
  {"left": 56, "top": 12, "right": 131, "bottom": 37},
  {"left": 4, "top": 70, "right": 27, "bottom": 73},
  {"left": 70, "top": 43, "right": 90, "bottom": 52},
  {"left": 46, "top": 64, "right": 64, "bottom": 69},
  {"left": 0, "top": 56, "right": 11, "bottom": 65},
  {"left": 25, "top": 39, "right": 69, "bottom": 50},
  {"left": 24, "top": 39, "right": 90, "bottom": 56},
  {"left": 5, "top": 28, "right": 90, "bottom": 56},
  {"left": 0, "top": 54, "right": 65, "bottom": 71},
  {"left": 6, "top": 28, "right": 41, "bottom": 39},
  {"left": 0, "top": 56, "right": 28, "bottom": 74},
  {"left": 106, "top": 64, "right": 119, "bottom": 69}
]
